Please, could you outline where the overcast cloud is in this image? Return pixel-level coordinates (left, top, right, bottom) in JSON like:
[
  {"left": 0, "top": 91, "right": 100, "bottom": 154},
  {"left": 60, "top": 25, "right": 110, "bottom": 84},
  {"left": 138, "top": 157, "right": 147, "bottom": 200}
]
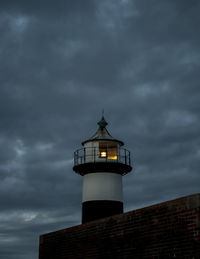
[{"left": 0, "top": 0, "right": 200, "bottom": 258}]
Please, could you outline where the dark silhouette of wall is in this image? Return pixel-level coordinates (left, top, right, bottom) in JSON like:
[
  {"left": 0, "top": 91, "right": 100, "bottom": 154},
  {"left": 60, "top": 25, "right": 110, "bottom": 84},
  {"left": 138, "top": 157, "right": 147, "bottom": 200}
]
[{"left": 39, "top": 193, "right": 200, "bottom": 258}]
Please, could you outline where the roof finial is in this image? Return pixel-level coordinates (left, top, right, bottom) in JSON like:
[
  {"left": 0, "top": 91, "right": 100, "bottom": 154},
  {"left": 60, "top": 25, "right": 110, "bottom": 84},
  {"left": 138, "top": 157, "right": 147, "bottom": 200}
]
[{"left": 98, "top": 110, "right": 108, "bottom": 128}]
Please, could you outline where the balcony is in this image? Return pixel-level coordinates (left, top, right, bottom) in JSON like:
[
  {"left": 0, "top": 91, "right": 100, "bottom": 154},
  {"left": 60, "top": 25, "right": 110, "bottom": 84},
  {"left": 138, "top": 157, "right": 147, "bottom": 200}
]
[{"left": 73, "top": 147, "right": 132, "bottom": 176}]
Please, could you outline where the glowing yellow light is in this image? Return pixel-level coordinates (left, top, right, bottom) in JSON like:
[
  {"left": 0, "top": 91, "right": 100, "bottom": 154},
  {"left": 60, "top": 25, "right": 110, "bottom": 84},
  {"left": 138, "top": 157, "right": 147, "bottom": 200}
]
[
  {"left": 108, "top": 155, "right": 118, "bottom": 160},
  {"left": 100, "top": 152, "right": 107, "bottom": 157}
]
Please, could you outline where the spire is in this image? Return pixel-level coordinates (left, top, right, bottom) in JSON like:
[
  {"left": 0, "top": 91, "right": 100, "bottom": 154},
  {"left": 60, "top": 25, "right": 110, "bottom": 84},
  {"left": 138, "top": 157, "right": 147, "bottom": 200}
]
[
  {"left": 81, "top": 113, "right": 124, "bottom": 146},
  {"left": 97, "top": 110, "right": 108, "bottom": 128}
]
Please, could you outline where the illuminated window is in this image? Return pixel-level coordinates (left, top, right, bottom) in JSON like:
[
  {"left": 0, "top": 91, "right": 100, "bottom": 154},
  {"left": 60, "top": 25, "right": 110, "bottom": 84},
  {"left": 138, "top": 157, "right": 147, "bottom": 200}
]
[
  {"left": 108, "top": 147, "right": 118, "bottom": 160},
  {"left": 99, "top": 142, "right": 107, "bottom": 158},
  {"left": 99, "top": 142, "right": 118, "bottom": 160}
]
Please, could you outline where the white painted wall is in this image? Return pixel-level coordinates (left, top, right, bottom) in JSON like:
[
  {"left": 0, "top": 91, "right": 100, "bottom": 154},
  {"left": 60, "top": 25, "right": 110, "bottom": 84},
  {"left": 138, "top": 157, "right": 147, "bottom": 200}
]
[{"left": 82, "top": 172, "right": 123, "bottom": 202}]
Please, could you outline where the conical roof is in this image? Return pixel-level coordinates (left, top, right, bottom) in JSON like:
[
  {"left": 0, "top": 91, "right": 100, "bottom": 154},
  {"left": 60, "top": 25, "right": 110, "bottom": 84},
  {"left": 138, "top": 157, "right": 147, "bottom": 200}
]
[{"left": 82, "top": 116, "right": 124, "bottom": 146}]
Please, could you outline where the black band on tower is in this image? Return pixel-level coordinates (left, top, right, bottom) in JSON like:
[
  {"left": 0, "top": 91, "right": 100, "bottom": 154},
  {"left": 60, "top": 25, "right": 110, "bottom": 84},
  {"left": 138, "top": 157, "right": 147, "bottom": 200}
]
[{"left": 82, "top": 200, "right": 123, "bottom": 224}]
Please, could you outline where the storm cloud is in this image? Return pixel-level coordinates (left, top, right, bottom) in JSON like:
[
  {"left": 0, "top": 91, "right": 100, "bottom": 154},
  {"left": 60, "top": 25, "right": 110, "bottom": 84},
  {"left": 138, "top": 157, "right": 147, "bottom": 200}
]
[{"left": 0, "top": 0, "right": 200, "bottom": 258}]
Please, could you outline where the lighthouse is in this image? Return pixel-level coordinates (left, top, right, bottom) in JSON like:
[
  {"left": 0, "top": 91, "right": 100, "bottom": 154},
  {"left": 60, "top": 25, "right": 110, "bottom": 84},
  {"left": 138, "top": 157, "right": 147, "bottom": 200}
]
[{"left": 73, "top": 116, "right": 132, "bottom": 223}]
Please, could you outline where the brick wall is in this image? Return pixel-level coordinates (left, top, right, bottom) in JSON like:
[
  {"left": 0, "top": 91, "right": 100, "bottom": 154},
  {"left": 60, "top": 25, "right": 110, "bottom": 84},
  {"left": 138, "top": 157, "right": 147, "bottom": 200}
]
[{"left": 39, "top": 193, "right": 200, "bottom": 258}]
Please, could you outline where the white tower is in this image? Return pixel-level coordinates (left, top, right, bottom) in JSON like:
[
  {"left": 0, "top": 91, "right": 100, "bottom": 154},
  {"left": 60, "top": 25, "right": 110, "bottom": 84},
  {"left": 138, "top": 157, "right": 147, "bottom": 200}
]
[{"left": 73, "top": 116, "right": 132, "bottom": 223}]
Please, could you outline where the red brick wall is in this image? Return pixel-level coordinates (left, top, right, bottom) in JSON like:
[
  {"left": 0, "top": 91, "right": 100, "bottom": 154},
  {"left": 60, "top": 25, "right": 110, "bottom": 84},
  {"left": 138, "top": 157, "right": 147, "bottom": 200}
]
[{"left": 39, "top": 193, "right": 200, "bottom": 258}]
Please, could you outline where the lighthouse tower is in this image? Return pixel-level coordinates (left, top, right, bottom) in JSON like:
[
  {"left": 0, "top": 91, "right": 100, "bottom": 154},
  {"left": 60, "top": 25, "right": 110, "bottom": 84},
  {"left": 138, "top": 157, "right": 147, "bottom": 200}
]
[{"left": 73, "top": 116, "right": 132, "bottom": 223}]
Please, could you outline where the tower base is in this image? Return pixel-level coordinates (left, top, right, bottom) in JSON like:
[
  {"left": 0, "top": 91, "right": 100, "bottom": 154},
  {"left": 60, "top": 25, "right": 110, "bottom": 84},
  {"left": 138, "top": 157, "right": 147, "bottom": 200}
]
[{"left": 82, "top": 200, "right": 123, "bottom": 223}]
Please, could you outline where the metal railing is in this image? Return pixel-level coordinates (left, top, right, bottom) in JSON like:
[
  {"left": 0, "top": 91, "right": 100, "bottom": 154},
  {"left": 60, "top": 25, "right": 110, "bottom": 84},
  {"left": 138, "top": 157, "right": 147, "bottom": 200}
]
[{"left": 74, "top": 147, "right": 131, "bottom": 167}]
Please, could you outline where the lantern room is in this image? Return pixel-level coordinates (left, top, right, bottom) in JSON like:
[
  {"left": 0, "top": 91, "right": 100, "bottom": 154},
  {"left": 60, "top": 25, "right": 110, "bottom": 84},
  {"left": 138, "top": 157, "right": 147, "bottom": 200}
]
[{"left": 73, "top": 116, "right": 132, "bottom": 176}]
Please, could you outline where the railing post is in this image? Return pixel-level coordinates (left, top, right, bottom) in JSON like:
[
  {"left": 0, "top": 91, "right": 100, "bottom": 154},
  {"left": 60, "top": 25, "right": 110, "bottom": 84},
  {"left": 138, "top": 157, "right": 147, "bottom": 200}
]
[
  {"left": 106, "top": 145, "right": 108, "bottom": 162},
  {"left": 125, "top": 149, "right": 127, "bottom": 164}
]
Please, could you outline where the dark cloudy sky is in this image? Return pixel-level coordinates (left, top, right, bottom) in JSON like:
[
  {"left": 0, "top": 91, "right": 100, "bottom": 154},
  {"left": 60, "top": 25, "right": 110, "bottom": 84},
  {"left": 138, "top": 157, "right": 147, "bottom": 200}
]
[{"left": 1, "top": 0, "right": 200, "bottom": 258}]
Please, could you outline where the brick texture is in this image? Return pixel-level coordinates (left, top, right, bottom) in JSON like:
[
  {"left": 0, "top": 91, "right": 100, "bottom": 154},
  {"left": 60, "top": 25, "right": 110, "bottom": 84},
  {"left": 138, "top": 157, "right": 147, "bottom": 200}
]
[{"left": 39, "top": 193, "right": 200, "bottom": 259}]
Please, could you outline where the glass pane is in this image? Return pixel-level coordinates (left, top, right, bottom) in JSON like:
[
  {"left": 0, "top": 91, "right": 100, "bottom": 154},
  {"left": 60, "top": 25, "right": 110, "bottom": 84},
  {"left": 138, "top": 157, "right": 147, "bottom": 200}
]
[{"left": 99, "top": 142, "right": 118, "bottom": 160}]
